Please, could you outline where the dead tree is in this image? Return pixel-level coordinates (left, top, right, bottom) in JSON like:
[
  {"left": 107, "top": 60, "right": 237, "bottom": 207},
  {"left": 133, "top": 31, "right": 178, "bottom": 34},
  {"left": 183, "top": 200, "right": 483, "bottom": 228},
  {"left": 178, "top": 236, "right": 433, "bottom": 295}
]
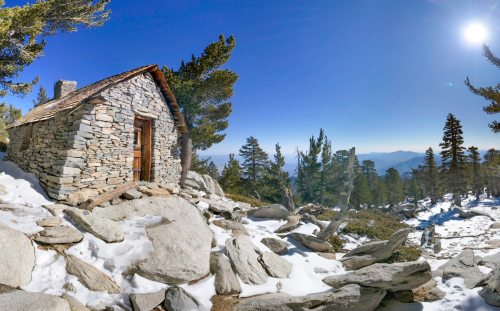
[{"left": 317, "top": 147, "right": 356, "bottom": 241}]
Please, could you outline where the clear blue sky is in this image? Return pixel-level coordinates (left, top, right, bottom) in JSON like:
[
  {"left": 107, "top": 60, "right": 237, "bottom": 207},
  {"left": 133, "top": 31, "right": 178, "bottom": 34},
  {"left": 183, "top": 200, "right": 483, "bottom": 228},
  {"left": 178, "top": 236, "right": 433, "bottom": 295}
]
[{"left": 4, "top": 0, "right": 500, "bottom": 155}]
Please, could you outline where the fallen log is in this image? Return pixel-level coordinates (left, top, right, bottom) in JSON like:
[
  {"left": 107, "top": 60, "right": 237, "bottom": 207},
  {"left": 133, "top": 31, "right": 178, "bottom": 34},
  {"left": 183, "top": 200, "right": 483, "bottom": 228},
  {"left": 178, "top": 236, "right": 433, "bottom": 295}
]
[{"left": 79, "top": 182, "right": 138, "bottom": 211}]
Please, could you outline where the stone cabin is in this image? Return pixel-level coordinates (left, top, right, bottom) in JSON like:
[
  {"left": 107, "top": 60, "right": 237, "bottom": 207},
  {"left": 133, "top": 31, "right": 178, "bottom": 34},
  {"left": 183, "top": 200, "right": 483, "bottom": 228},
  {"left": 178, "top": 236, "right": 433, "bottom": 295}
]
[{"left": 4, "top": 65, "right": 188, "bottom": 201}]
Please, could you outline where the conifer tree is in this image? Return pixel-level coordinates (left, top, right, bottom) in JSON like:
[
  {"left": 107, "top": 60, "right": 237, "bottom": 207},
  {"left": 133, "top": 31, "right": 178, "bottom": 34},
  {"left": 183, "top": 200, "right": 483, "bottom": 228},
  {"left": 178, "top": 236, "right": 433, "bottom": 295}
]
[
  {"left": 207, "top": 161, "right": 219, "bottom": 180},
  {"left": 297, "top": 129, "right": 324, "bottom": 203},
  {"left": 483, "top": 149, "right": 500, "bottom": 197},
  {"left": 384, "top": 168, "right": 404, "bottom": 207},
  {"left": 239, "top": 136, "right": 269, "bottom": 199},
  {"left": 372, "top": 176, "right": 388, "bottom": 206},
  {"left": 407, "top": 172, "right": 422, "bottom": 209},
  {"left": 33, "top": 86, "right": 49, "bottom": 108},
  {"left": 219, "top": 154, "right": 241, "bottom": 194},
  {"left": 467, "top": 146, "right": 482, "bottom": 199},
  {"left": 439, "top": 113, "right": 467, "bottom": 206},
  {"left": 351, "top": 173, "right": 371, "bottom": 209},
  {"left": 465, "top": 44, "right": 500, "bottom": 132},
  {"left": 361, "top": 160, "right": 377, "bottom": 207},
  {"left": 422, "top": 147, "right": 439, "bottom": 204},
  {"left": 190, "top": 152, "right": 211, "bottom": 175},
  {"left": 319, "top": 136, "right": 333, "bottom": 205},
  {"left": 263, "top": 143, "right": 290, "bottom": 204}
]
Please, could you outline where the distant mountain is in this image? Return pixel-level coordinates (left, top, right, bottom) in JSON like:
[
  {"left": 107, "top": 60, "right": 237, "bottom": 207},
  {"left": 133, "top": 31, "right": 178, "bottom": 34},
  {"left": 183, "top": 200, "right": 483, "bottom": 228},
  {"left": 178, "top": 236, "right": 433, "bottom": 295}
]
[{"left": 357, "top": 151, "right": 424, "bottom": 174}]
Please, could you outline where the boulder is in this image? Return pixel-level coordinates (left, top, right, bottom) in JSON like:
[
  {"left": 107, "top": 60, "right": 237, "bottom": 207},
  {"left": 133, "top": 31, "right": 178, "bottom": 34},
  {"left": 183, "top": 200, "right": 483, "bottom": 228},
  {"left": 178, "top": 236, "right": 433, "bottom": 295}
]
[
  {"left": 433, "top": 238, "right": 442, "bottom": 253},
  {"left": 65, "top": 255, "right": 121, "bottom": 294},
  {"left": 65, "top": 207, "right": 123, "bottom": 243},
  {"left": 225, "top": 235, "right": 268, "bottom": 285},
  {"left": 140, "top": 188, "right": 170, "bottom": 197},
  {"left": 421, "top": 225, "right": 435, "bottom": 247},
  {"left": 164, "top": 286, "right": 207, "bottom": 311},
  {"left": 301, "top": 213, "right": 326, "bottom": 231},
  {"left": 490, "top": 222, "right": 500, "bottom": 229},
  {"left": 323, "top": 261, "right": 432, "bottom": 292},
  {"left": 0, "top": 288, "right": 71, "bottom": 311},
  {"left": 213, "top": 180, "right": 224, "bottom": 197},
  {"left": 288, "top": 232, "right": 333, "bottom": 252},
  {"left": 33, "top": 226, "right": 84, "bottom": 244},
  {"left": 234, "top": 284, "right": 386, "bottom": 311},
  {"left": 36, "top": 217, "right": 62, "bottom": 227},
  {"left": 274, "top": 215, "right": 301, "bottom": 233},
  {"left": 248, "top": 204, "right": 291, "bottom": 220},
  {"left": 199, "top": 198, "right": 234, "bottom": 214},
  {"left": 479, "top": 265, "right": 500, "bottom": 306},
  {"left": 61, "top": 293, "right": 90, "bottom": 311},
  {"left": 159, "top": 184, "right": 180, "bottom": 194},
  {"left": 130, "top": 289, "right": 166, "bottom": 311},
  {"left": 123, "top": 189, "right": 143, "bottom": 200},
  {"left": 43, "top": 203, "right": 67, "bottom": 216},
  {"left": 186, "top": 171, "right": 208, "bottom": 192},
  {"left": 259, "top": 252, "right": 292, "bottom": 278},
  {"left": 261, "top": 238, "right": 289, "bottom": 255},
  {"left": 425, "top": 287, "right": 446, "bottom": 302},
  {"left": 202, "top": 174, "right": 215, "bottom": 194},
  {"left": 436, "top": 249, "right": 487, "bottom": 289},
  {"left": 456, "top": 207, "right": 494, "bottom": 220},
  {"left": 0, "top": 222, "right": 35, "bottom": 287},
  {"left": 210, "top": 253, "right": 242, "bottom": 295},
  {"left": 213, "top": 219, "right": 249, "bottom": 235},
  {"left": 481, "top": 252, "right": 500, "bottom": 268},
  {"left": 340, "top": 228, "right": 411, "bottom": 270}
]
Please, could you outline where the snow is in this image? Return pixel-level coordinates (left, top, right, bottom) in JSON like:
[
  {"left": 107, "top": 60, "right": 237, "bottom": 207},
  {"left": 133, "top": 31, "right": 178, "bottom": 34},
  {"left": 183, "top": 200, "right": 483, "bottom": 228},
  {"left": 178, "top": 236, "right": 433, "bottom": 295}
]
[{"left": 2, "top": 152, "right": 500, "bottom": 310}]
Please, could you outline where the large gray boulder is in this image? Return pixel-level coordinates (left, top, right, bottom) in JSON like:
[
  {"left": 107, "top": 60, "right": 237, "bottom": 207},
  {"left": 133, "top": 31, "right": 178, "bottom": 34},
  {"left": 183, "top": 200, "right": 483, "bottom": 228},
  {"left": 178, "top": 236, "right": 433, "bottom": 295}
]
[
  {"left": 202, "top": 174, "right": 215, "bottom": 194},
  {"left": 481, "top": 252, "right": 500, "bottom": 268},
  {"left": 65, "top": 255, "right": 121, "bottom": 294},
  {"left": 34, "top": 226, "right": 84, "bottom": 244},
  {"left": 199, "top": 198, "right": 234, "bottom": 213},
  {"left": 261, "top": 238, "right": 289, "bottom": 255},
  {"left": 130, "top": 290, "right": 166, "bottom": 311},
  {"left": 259, "top": 252, "right": 292, "bottom": 278},
  {"left": 36, "top": 217, "right": 62, "bottom": 227},
  {"left": 323, "top": 261, "right": 432, "bottom": 292},
  {"left": 186, "top": 171, "right": 210, "bottom": 193},
  {"left": 421, "top": 225, "right": 435, "bottom": 246},
  {"left": 0, "top": 222, "right": 35, "bottom": 287},
  {"left": 340, "top": 228, "right": 411, "bottom": 270},
  {"left": 234, "top": 284, "right": 385, "bottom": 311},
  {"left": 225, "top": 235, "right": 268, "bottom": 285},
  {"left": 0, "top": 288, "right": 71, "bottom": 311},
  {"left": 213, "top": 219, "right": 249, "bottom": 235},
  {"left": 456, "top": 207, "right": 494, "bottom": 220},
  {"left": 210, "top": 253, "right": 242, "bottom": 295},
  {"left": 213, "top": 180, "right": 224, "bottom": 197},
  {"left": 479, "top": 264, "right": 500, "bottom": 306},
  {"left": 60, "top": 293, "right": 90, "bottom": 311},
  {"left": 164, "top": 286, "right": 207, "bottom": 311},
  {"left": 436, "top": 249, "right": 487, "bottom": 289},
  {"left": 248, "top": 204, "right": 291, "bottom": 220},
  {"left": 288, "top": 232, "right": 333, "bottom": 252},
  {"left": 65, "top": 207, "right": 123, "bottom": 243}
]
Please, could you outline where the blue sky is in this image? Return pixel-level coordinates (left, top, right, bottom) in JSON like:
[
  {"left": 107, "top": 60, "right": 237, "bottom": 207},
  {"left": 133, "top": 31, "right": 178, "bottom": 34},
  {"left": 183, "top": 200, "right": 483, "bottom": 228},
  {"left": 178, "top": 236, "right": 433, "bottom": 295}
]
[{"left": 4, "top": 0, "right": 500, "bottom": 155}]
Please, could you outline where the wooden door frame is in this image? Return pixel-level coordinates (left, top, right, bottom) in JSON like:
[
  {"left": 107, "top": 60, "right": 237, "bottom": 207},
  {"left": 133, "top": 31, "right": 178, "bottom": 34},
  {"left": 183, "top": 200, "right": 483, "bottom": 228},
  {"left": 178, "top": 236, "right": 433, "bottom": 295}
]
[{"left": 134, "top": 116, "right": 153, "bottom": 182}]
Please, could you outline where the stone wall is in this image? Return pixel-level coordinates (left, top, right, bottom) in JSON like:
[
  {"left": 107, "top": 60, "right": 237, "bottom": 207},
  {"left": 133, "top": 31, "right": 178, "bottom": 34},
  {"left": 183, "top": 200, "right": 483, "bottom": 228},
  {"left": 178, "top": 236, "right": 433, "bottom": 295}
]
[{"left": 5, "top": 72, "right": 181, "bottom": 201}]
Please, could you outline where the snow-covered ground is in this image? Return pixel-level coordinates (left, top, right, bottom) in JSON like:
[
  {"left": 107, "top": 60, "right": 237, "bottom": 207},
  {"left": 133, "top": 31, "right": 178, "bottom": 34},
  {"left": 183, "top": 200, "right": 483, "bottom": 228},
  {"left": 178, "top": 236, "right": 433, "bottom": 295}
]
[{"left": 1, "top": 151, "right": 500, "bottom": 310}]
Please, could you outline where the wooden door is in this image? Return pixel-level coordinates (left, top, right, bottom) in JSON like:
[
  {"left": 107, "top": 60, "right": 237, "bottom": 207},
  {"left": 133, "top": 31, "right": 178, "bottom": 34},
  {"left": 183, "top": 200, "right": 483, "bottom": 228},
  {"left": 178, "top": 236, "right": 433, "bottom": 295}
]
[{"left": 133, "top": 117, "right": 152, "bottom": 182}]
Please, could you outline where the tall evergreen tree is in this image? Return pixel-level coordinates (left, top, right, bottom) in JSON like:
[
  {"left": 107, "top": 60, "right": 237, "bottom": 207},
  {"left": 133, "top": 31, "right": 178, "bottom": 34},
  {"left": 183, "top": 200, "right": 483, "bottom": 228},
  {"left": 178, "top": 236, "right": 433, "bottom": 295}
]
[
  {"left": 207, "top": 161, "right": 219, "bottom": 180},
  {"left": 483, "top": 149, "right": 500, "bottom": 197},
  {"left": 384, "top": 168, "right": 404, "bottom": 207},
  {"left": 467, "top": 146, "right": 482, "bottom": 199},
  {"left": 319, "top": 136, "right": 333, "bottom": 205},
  {"left": 190, "top": 152, "right": 211, "bottom": 175},
  {"left": 439, "top": 113, "right": 467, "bottom": 206},
  {"left": 263, "top": 143, "right": 290, "bottom": 204},
  {"left": 372, "top": 176, "right": 388, "bottom": 206},
  {"left": 239, "top": 136, "right": 269, "bottom": 199},
  {"left": 297, "top": 129, "right": 324, "bottom": 203},
  {"left": 351, "top": 173, "right": 371, "bottom": 209},
  {"left": 219, "top": 154, "right": 242, "bottom": 194},
  {"left": 361, "top": 160, "right": 377, "bottom": 207},
  {"left": 465, "top": 44, "right": 500, "bottom": 132},
  {"left": 422, "top": 147, "right": 439, "bottom": 204},
  {"left": 33, "top": 85, "right": 49, "bottom": 108},
  {"left": 407, "top": 172, "right": 422, "bottom": 209}
]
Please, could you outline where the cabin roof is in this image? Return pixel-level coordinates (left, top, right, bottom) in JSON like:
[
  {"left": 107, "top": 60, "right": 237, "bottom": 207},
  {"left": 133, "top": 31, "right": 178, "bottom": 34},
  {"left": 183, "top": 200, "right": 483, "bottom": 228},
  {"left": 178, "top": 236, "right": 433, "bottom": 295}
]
[{"left": 6, "top": 64, "right": 188, "bottom": 132}]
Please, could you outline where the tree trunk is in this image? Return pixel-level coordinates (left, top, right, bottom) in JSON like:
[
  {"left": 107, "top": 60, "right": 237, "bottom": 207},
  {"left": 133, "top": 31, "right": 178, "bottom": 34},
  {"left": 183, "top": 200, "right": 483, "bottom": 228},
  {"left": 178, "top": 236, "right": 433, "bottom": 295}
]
[
  {"left": 317, "top": 147, "right": 356, "bottom": 241},
  {"left": 454, "top": 191, "right": 462, "bottom": 207},
  {"left": 179, "top": 131, "right": 192, "bottom": 188}
]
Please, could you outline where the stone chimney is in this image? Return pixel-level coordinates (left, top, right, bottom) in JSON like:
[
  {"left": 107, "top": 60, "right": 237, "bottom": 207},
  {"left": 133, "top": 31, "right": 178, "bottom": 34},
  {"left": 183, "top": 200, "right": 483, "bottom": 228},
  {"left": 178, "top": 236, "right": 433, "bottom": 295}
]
[{"left": 53, "top": 80, "right": 77, "bottom": 100}]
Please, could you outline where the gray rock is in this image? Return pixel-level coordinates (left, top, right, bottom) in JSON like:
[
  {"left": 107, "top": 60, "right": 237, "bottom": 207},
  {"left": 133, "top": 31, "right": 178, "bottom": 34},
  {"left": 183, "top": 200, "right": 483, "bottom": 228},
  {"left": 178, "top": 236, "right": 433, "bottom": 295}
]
[
  {"left": 130, "top": 289, "right": 166, "bottom": 311},
  {"left": 235, "top": 202, "right": 252, "bottom": 211},
  {"left": 456, "top": 207, "right": 494, "bottom": 220},
  {"left": 186, "top": 171, "right": 208, "bottom": 192},
  {"left": 301, "top": 213, "right": 327, "bottom": 231},
  {"left": 323, "top": 261, "right": 432, "bottom": 292},
  {"left": 248, "top": 204, "right": 291, "bottom": 220},
  {"left": 133, "top": 218, "right": 213, "bottom": 284},
  {"left": 37, "top": 217, "right": 62, "bottom": 227},
  {"left": 213, "top": 219, "right": 249, "bottom": 235},
  {"left": 61, "top": 293, "right": 90, "bottom": 311},
  {"left": 434, "top": 238, "right": 442, "bottom": 253},
  {"left": 340, "top": 228, "right": 411, "bottom": 270},
  {"left": 159, "top": 184, "right": 180, "bottom": 194},
  {"left": 199, "top": 198, "right": 234, "bottom": 214},
  {"left": 0, "top": 222, "right": 35, "bottom": 287},
  {"left": 164, "top": 286, "right": 207, "bottom": 311},
  {"left": 225, "top": 235, "right": 268, "bottom": 285},
  {"left": 213, "top": 180, "right": 224, "bottom": 197},
  {"left": 65, "top": 255, "right": 121, "bottom": 294},
  {"left": 34, "top": 226, "right": 84, "bottom": 244},
  {"left": 0, "top": 288, "right": 71, "bottom": 311},
  {"left": 482, "top": 252, "right": 500, "bottom": 268},
  {"left": 259, "top": 252, "right": 292, "bottom": 278},
  {"left": 436, "top": 249, "right": 487, "bottom": 289},
  {"left": 234, "top": 284, "right": 386, "bottom": 311},
  {"left": 421, "top": 225, "right": 435, "bottom": 246},
  {"left": 123, "top": 189, "right": 143, "bottom": 200},
  {"left": 490, "top": 222, "right": 500, "bottom": 229},
  {"left": 261, "top": 238, "right": 289, "bottom": 255},
  {"left": 479, "top": 286, "right": 500, "bottom": 307},
  {"left": 425, "top": 287, "right": 446, "bottom": 302},
  {"left": 202, "top": 174, "right": 215, "bottom": 194},
  {"left": 288, "top": 232, "right": 333, "bottom": 252},
  {"left": 65, "top": 207, "right": 123, "bottom": 243},
  {"left": 274, "top": 215, "right": 301, "bottom": 233},
  {"left": 43, "top": 203, "right": 67, "bottom": 216},
  {"left": 210, "top": 253, "right": 242, "bottom": 295}
]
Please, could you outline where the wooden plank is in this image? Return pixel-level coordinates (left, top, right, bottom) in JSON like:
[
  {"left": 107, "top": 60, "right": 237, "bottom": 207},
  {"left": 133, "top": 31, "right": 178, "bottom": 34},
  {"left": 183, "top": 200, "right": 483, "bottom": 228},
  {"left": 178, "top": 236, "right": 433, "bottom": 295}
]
[
  {"left": 79, "top": 182, "right": 139, "bottom": 211},
  {"left": 141, "top": 120, "right": 152, "bottom": 182}
]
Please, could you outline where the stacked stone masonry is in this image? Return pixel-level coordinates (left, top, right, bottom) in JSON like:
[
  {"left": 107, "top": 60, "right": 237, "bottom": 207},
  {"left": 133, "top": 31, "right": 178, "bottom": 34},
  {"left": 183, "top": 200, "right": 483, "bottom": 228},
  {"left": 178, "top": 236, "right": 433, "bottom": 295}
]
[{"left": 4, "top": 72, "right": 181, "bottom": 201}]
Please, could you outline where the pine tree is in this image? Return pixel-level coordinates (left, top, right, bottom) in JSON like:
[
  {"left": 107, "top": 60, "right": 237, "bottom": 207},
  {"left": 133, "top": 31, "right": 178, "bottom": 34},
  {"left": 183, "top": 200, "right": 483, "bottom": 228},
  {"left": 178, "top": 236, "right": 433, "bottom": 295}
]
[
  {"left": 219, "top": 154, "right": 242, "bottom": 194},
  {"left": 33, "top": 85, "right": 49, "bottom": 108},
  {"left": 0, "top": 0, "right": 110, "bottom": 97},
  {"left": 384, "top": 168, "right": 404, "bottom": 207},
  {"left": 239, "top": 136, "right": 269, "bottom": 199},
  {"left": 207, "top": 161, "right": 219, "bottom": 180},
  {"left": 439, "top": 113, "right": 467, "bottom": 206},
  {"left": 190, "top": 152, "right": 211, "bottom": 175},
  {"left": 263, "top": 143, "right": 290, "bottom": 204},
  {"left": 361, "top": 160, "right": 377, "bottom": 208},
  {"left": 407, "top": 172, "right": 422, "bottom": 209},
  {"left": 483, "top": 149, "right": 500, "bottom": 197},
  {"left": 351, "top": 173, "right": 371, "bottom": 209},
  {"left": 372, "top": 176, "right": 388, "bottom": 206},
  {"left": 298, "top": 129, "right": 324, "bottom": 203},
  {"left": 422, "top": 147, "right": 439, "bottom": 204},
  {"left": 319, "top": 136, "right": 333, "bottom": 205},
  {"left": 467, "top": 146, "right": 482, "bottom": 199},
  {"left": 465, "top": 44, "right": 500, "bottom": 132}
]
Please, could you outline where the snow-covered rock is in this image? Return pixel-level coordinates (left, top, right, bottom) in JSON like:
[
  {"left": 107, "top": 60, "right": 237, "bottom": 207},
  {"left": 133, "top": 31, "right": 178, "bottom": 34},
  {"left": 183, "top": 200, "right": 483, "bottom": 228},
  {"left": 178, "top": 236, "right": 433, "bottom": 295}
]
[
  {"left": 210, "top": 253, "right": 242, "bottom": 295},
  {"left": 0, "top": 222, "right": 35, "bottom": 287},
  {"left": 65, "top": 207, "right": 123, "bottom": 243},
  {"left": 65, "top": 255, "right": 121, "bottom": 294},
  {"left": 248, "top": 204, "right": 291, "bottom": 220},
  {"left": 225, "top": 235, "right": 268, "bottom": 285},
  {"left": 259, "top": 252, "right": 292, "bottom": 278},
  {"left": 213, "top": 219, "right": 249, "bottom": 235},
  {"left": 436, "top": 249, "right": 487, "bottom": 289},
  {"left": 260, "top": 237, "right": 289, "bottom": 255},
  {"left": 33, "top": 226, "right": 84, "bottom": 244},
  {"left": 36, "top": 217, "right": 62, "bottom": 227},
  {"left": 287, "top": 232, "right": 333, "bottom": 252}
]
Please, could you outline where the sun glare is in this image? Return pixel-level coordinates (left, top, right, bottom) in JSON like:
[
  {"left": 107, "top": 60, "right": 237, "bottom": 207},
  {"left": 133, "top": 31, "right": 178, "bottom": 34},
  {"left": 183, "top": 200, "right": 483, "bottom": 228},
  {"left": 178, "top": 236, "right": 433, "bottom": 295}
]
[{"left": 465, "top": 24, "right": 487, "bottom": 43}]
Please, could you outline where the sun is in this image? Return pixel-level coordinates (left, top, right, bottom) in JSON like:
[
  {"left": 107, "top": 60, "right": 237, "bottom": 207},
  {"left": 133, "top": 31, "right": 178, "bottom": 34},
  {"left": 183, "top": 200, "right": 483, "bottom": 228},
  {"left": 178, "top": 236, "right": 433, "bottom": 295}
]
[{"left": 465, "top": 24, "right": 487, "bottom": 43}]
